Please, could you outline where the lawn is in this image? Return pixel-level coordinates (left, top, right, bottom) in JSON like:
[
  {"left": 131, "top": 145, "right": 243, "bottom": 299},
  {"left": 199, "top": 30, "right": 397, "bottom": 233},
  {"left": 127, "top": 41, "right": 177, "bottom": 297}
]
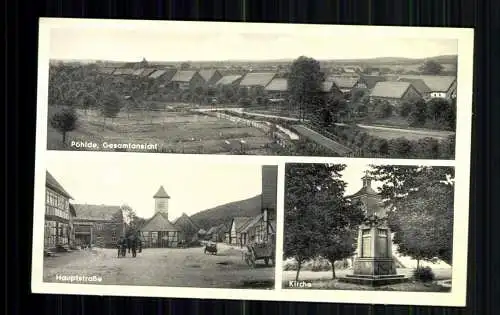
[{"left": 47, "top": 106, "right": 274, "bottom": 154}]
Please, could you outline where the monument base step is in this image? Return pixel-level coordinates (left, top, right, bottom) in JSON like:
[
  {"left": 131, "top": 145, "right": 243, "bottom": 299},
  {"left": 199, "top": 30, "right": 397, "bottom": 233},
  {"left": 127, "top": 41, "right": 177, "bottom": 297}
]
[{"left": 339, "top": 274, "right": 408, "bottom": 286}]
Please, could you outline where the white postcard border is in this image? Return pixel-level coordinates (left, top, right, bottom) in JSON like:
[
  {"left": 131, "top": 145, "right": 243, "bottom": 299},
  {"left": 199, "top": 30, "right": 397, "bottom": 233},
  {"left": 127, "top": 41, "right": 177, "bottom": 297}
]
[{"left": 32, "top": 18, "right": 474, "bottom": 307}]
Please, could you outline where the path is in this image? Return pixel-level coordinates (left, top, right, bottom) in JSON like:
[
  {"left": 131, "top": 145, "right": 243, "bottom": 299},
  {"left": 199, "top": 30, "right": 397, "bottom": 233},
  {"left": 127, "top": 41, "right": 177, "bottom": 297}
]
[
  {"left": 292, "top": 125, "right": 352, "bottom": 155},
  {"left": 43, "top": 244, "right": 274, "bottom": 288},
  {"left": 335, "top": 123, "right": 455, "bottom": 140}
]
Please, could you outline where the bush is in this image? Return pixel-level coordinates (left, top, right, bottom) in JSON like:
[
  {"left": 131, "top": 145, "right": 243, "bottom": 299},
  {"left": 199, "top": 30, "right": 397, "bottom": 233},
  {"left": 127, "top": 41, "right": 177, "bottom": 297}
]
[
  {"left": 375, "top": 102, "right": 393, "bottom": 118},
  {"left": 412, "top": 266, "right": 435, "bottom": 282}
]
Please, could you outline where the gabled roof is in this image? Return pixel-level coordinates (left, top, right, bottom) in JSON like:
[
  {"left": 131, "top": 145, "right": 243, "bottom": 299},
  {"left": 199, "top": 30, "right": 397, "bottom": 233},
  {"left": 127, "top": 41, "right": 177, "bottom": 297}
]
[
  {"left": 232, "top": 216, "right": 253, "bottom": 233},
  {"left": 215, "top": 75, "right": 242, "bottom": 86},
  {"left": 140, "top": 68, "right": 157, "bottom": 77},
  {"left": 240, "top": 214, "right": 264, "bottom": 233},
  {"left": 397, "top": 75, "right": 456, "bottom": 92},
  {"left": 239, "top": 72, "right": 276, "bottom": 87},
  {"left": 72, "top": 204, "right": 123, "bottom": 221},
  {"left": 198, "top": 69, "right": 220, "bottom": 83},
  {"left": 46, "top": 171, "right": 73, "bottom": 199},
  {"left": 265, "top": 78, "right": 288, "bottom": 92},
  {"left": 98, "top": 68, "right": 115, "bottom": 75},
  {"left": 321, "top": 81, "right": 340, "bottom": 93},
  {"left": 206, "top": 226, "right": 218, "bottom": 234},
  {"left": 326, "top": 75, "right": 360, "bottom": 89},
  {"left": 132, "top": 68, "right": 145, "bottom": 76},
  {"left": 370, "top": 81, "right": 414, "bottom": 99},
  {"left": 114, "top": 68, "right": 135, "bottom": 75},
  {"left": 149, "top": 69, "right": 177, "bottom": 80},
  {"left": 141, "top": 212, "right": 180, "bottom": 232},
  {"left": 398, "top": 78, "right": 431, "bottom": 95},
  {"left": 171, "top": 70, "right": 198, "bottom": 82},
  {"left": 361, "top": 75, "right": 387, "bottom": 89},
  {"left": 173, "top": 213, "right": 199, "bottom": 233},
  {"left": 153, "top": 186, "right": 170, "bottom": 199}
]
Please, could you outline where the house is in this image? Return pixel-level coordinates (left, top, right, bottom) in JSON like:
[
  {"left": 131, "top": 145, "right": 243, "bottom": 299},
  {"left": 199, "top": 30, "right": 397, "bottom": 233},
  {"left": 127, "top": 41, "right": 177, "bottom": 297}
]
[
  {"left": 359, "top": 75, "right": 387, "bottom": 90},
  {"left": 170, "top": 70, "right": 205, "bottom": 90},
  {"left": 264, "top": 78, "right": 288, "bottom": 100},
  {"left": 140, "top": 186, "right": 181, "bottom": 248},
  {"left": 238, "top": 213, "right": 264, "bottom": 245},
  {"left": 149, "top": 69, "right": 177, "bottom": 85},
  {"left": 198, "top": 69, "right": 223, "bottom": 87},
  {"left": 213, "top": 223, "right": 229, "bottom": 242},
  {"left": 397, "top": 75, "right": 456, "bottom": 99},
  {"left": 97, "top": 67, "right": 115, "bottom": 75},
  {"left": 320, "top": 81, "right": 344, "bottom": 99},
  {"left": 206, "top": 226, "right": 218, "bottom": 240},
  {"left": 198, "top": 228, "right": 207, "bottom": 239},
  {"left": 260, "top": 165, "right": 277, "bottom": 242},
  {"left": 369, "top": 81, "right": 422, "bottom": 106},
  {"left": 397, "top": 78, "right": 432, "bottom": 99},
  {"left": 173, "top": 213, "right": 199, "bottom": 244},
  {"left": 238, "top": 72, "right": 276, "bottom": 92},
  {"left": 45, "top": 171, "right": 76, "bottom": 251},
  {"left": 326, "top": 75, "right": 361, "bottom": 95},
  {"left": 229, "top": 217, "right": 253, "bottom": 247},
  {"left": 214, "top": 75, "right": 243, "bottom": 89},
  {"left": 72, "top": 204, "right": 128, "bottom": 248}
]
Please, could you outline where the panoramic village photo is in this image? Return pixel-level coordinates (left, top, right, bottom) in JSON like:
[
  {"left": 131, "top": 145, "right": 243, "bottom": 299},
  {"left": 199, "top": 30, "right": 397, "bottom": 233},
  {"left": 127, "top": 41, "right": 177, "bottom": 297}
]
[
  {"left": 46, "top": 25, "right": 457, "bottom": 159},
  {"left": 41, "top": 153, "right": 278, "bottom": 289},
  {"left": 282, "top": 163, "right": 454, "bottom": 292}
]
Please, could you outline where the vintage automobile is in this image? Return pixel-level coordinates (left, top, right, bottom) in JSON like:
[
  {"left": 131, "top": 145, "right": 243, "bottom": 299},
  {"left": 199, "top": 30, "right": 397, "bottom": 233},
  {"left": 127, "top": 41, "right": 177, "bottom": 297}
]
[
  {"left": 244, "top": 236, "right": 275, "bottom": 268},
  {"left": 204, "top": 241, "right": 217, "bottom": 255}
]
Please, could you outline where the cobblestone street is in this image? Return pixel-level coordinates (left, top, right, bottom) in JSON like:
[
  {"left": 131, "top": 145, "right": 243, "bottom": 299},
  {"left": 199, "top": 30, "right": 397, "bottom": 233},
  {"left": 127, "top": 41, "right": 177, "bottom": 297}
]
[{"left": 43, "top": 243, "right": 275, "bottom": 288}]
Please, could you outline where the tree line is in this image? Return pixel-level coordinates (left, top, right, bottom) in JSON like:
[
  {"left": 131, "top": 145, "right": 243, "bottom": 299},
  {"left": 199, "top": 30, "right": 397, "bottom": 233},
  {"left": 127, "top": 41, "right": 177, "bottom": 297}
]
[{"left": 284, "top": 163, "right": 454, "bottom": 282}]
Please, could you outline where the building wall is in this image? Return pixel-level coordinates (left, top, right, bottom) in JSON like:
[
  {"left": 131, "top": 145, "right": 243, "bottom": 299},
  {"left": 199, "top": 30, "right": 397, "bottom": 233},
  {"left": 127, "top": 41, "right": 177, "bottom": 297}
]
[
  {"left": 230, "top": 222, "right": 237, "bottom": 245},
  {"left": 190, "top": 73, "right": 207, "bottom": 90},
  {"left": 402, "top": 86, "right": 422, "bottom": 102},
  {"left": 73, "top": 210, "right": 126, "bottom": 248},
  {"left": 141, "top": 231, "right": 179, "bottom": 248},
  {"left": 44, "top": 187, "right": 73, "bottom": 249},
  {"left": 155, "top": 198, "right": 169, "bottom": 215}
]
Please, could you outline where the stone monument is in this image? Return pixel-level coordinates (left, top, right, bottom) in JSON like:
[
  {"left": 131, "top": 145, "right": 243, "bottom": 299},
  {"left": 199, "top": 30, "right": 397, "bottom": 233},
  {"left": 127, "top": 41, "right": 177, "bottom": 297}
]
[{"left": 339, "top": 172, "right": 408, "bottom": 286}]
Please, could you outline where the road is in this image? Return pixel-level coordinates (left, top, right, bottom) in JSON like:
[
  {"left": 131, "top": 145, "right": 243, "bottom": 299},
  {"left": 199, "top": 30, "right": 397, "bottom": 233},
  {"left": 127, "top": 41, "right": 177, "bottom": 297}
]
[
  {"left": 335, "top": 123, "right": 455, "bottom": 140},
  {"left": 43, "top": 243, "right": 274, "bottom": 288}
]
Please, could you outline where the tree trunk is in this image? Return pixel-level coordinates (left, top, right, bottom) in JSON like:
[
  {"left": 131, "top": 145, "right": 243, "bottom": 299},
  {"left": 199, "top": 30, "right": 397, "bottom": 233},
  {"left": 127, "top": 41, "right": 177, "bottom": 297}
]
[
  {"left": 331, "top": 260, "right": 336, "bottom": 279},
  {"left": 295, "top": 261, "right": 302, "bottom": 282},
  {"left": 417, "top": 259, "right": 420, "bottom": 269},
  {"left": 62, "top": 132, "right": 66, "bottom": 145}
]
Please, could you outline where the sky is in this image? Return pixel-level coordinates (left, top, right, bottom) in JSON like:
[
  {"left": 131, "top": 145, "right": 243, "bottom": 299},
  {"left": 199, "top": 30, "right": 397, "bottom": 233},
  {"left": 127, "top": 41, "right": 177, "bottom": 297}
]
[
  {"left": 49, "top": 25, "right": 458, "bottom": 62},
  {"left": 45, "top": 152, "right": 263, "bottom": 220},
  {"left": 340, "top": 164, "right": 383, "bottom": 196}
]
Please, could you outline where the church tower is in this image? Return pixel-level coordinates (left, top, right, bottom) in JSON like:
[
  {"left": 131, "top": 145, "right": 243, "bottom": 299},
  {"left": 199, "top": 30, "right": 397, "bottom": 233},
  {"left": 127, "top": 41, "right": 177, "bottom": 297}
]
[{"left": 153, "top": 186, "right": 170, "bottom": 218}]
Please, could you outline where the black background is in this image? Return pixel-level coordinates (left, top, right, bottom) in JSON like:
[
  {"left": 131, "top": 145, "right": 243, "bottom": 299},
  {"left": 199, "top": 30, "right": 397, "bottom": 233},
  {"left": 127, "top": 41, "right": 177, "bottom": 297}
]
[{"left": 5, "top": 0, "right": 499, "bottom": 314}]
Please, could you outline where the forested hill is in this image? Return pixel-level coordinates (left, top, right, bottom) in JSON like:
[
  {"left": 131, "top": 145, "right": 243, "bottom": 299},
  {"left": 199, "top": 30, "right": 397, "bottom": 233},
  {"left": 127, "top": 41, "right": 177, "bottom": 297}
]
[{"left": 190, "top": 195, "right": 262, "bottom": 230}]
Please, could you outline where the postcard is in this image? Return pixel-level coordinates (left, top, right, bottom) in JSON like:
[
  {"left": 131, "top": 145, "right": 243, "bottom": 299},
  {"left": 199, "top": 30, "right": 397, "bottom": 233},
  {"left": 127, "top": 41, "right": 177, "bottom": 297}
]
[{"left": 32, "top": 18, "right": 473, "bottom": 307}]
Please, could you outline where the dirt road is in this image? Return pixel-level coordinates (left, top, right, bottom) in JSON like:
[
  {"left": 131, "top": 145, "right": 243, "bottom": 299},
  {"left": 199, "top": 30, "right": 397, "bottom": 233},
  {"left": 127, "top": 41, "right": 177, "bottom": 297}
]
[{"left": 43, "top": 243, "right": 274, "bottom": 289}]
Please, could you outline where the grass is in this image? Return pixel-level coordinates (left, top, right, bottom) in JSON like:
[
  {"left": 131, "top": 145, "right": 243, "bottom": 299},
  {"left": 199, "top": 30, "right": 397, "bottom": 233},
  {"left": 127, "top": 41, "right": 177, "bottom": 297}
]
[{"left": 47, "top": 106, "right": 275, "bottom": 154}]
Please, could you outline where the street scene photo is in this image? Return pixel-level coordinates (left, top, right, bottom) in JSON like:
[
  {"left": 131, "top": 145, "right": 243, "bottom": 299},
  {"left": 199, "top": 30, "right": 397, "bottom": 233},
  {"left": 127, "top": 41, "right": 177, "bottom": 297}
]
[
  {"left": 42, "top": 153, "right": 277, "bottom": 289},
  {"left": 46, "top": 23, "right": 457, "bottom": 158},
  {"left": 282, "top": 163, "right": 454, "bottom": 292}
]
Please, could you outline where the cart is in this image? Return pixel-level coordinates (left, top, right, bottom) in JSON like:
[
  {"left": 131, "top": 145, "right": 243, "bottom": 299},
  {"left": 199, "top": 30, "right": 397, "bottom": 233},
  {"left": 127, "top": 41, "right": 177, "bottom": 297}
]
[
  {"left": 204, "top": 241, "right": 217, "bottom": 255},
  {"left": 244, "top": 239, "right": 275, "bottom": 268}
]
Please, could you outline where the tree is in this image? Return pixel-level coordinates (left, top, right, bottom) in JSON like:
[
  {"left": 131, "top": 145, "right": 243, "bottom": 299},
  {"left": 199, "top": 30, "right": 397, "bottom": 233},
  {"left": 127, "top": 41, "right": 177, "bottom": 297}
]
[
  {"left": 388, "top": 137, "right": 412, "bottom": 158},
  {"left": 288, "top": 56, "right": 323, "bottom": 120},
  {"left": 80, "top": 93, "right": 97, "bottom": 115},
  {"left": 419, "top": 60, "right": 444, "bottom": 75},
  {"left": 180, "top": 62, "right": 191, "bottom": 70},
  {"left": 408, "top": 98, "right": 428, "bottom": 127},
  {"left": 284, "top": 163, "right": 344, "bottom": 281},
  {"left": 375, "top": 101, "right": 393, "bottom": 118},
  {"left": 318, "top": 189, "right": 365, "bottom": 279},
  {"left": 426, "top": 98, "right": 456, "bottom": 130},
  {"left": 369, "top": 166, "right": 454, "bottom": 266},
  {"left": 49, "top": 107, "right": 78, "bottom": 145},
  {"left": 100, "top": 92, "right": 123, "bottom": 124}
]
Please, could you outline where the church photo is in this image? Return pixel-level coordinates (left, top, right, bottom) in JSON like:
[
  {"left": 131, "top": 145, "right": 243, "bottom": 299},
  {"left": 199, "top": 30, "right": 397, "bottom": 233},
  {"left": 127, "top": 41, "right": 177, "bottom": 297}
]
[
  {"left": 40, "top": 152, "right": 278, "bottom": 289},
  {"left": 282, "top": 162, "right": 455, "bottom": 292}
]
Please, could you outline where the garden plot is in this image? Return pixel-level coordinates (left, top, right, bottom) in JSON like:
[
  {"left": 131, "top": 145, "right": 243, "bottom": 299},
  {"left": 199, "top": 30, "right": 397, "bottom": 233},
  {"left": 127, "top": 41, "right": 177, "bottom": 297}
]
[{"left": 47, "top": 106, "right": 273, "bottom": 154}]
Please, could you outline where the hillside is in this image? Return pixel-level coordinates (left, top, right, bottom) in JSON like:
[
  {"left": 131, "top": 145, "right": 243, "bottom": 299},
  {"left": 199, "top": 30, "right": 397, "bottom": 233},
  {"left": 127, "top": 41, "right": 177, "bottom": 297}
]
[{"left": 190, "top": 195, "right": 262, "bottom": 230}]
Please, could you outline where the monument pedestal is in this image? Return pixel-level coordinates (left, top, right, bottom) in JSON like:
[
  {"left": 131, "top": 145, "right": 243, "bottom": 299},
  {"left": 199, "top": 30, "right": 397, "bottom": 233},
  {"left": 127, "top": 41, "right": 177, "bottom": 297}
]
[{"left": 339, "top": 224, "right": 408, "bottom": 286}]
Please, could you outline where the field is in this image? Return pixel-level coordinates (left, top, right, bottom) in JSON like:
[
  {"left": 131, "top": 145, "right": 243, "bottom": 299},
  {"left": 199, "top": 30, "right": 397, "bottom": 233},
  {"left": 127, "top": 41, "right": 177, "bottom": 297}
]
[
  {"left": 47, "top": 105, "right": 275, "bottom": 154},
  {"left": 358, "top": 124, "right": 455, "bottom": 141}
]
